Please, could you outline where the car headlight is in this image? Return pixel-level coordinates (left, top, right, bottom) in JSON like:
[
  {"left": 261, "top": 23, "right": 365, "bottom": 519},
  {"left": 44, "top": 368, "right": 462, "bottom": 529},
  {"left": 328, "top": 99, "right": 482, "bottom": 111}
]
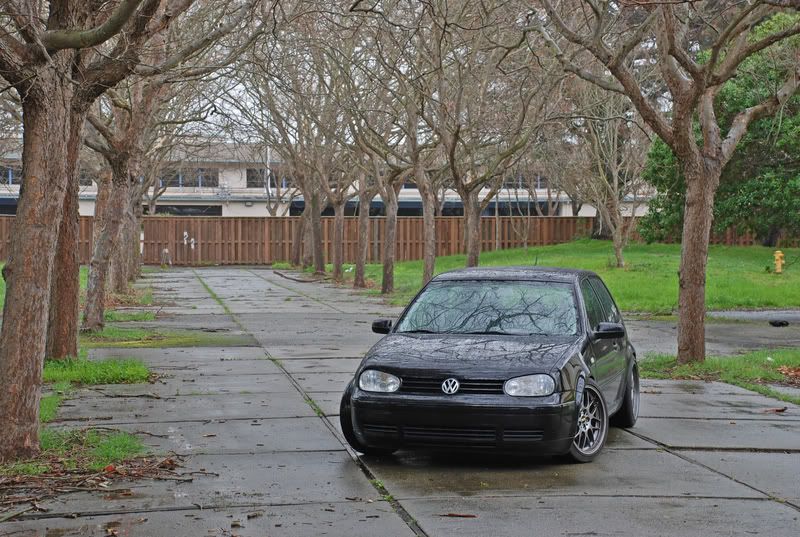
[
  {"left": 504, "top": 374, "right": 555, "bottom": 397},
  {"left": 359, "top": 370, "right": 401, "bottom": 393}
]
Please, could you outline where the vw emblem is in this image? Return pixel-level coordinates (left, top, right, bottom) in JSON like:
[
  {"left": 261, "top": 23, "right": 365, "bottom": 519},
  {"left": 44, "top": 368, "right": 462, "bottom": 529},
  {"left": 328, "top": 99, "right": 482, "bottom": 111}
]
[{"left": 441, "top": 378, "right": 460, "bottom": 395}]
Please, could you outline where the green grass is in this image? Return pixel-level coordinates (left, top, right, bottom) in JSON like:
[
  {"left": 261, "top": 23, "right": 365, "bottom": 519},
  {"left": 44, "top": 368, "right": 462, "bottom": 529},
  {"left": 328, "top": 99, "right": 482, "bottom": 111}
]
[
  {"left": 40, "top": 381, "right": 72, "bottom": 423},
  {"left": 0, "top": 428, "right": 145, "bottom": 476},
  {"left": 329, "top": 240, "right": 800, "bottom": 312},
  {"left": 80, "top": 325, "right": 253, "bottom": 348},
  {"left": 640, "top": 348, "right": 800, "bottom": 405},
  {"left": 104, "top": 310, "right": 156, "bottom": 322},
  {"left": 44, "top": 353, "right": 149, "bottom": 385}
]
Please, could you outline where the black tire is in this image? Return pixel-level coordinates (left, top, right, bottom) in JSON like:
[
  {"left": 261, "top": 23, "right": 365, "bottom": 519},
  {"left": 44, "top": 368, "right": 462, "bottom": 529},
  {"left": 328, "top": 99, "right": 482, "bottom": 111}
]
[
  {"left": 611, "top": 364, "right": 640, "bottom": 429},
  {"left": 339, "top": 386, "right": 397, "bottom": 456},
  {"left": 566, "top": 379, "right": 609, "bottom": 463}
]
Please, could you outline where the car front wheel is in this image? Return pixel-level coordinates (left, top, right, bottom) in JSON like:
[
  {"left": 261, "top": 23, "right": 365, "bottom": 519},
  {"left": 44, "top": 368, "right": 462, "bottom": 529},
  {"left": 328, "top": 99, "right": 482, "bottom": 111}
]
[
  {"left": 339, "top": 385, "right": 397, "bottom": 456},
  {"left": 566, "top": 379, "right": 608, "bottom": 463}
]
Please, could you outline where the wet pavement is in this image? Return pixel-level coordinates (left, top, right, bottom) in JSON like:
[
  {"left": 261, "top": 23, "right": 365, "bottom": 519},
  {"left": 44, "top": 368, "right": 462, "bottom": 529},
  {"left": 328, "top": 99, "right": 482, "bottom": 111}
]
[{"left": 2, "top": 267, "right": 799, "bottom": 536}]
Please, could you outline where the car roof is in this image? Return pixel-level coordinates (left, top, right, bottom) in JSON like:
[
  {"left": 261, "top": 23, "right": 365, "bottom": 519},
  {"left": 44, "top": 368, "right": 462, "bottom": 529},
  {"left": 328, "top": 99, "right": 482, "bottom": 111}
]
[{"left": 431, "top": 266, "right": 596, "bottom": 283}]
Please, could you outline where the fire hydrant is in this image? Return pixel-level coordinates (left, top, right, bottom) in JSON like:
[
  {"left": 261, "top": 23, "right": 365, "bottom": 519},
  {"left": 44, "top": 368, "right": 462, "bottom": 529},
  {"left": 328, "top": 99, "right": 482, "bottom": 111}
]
[{"left": 774, "top": 250, "right": 785, "bottom": 274}]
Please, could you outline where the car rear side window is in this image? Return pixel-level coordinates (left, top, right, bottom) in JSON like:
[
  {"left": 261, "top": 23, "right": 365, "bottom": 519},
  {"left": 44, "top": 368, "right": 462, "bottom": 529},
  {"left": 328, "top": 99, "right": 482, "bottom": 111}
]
[
  {"left": 589, "top": 278, "right": 621, "bottom": 323},
  {"left": 580, "top": 280, "right": 604, "bottom": 331}
]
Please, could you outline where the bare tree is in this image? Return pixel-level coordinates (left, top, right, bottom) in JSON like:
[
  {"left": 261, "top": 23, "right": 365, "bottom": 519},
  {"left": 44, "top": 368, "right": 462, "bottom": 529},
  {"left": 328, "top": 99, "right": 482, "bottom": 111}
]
[
  {"left": 0, "top": 0, "right": 261, "bottom": 463},
  {"left": 537, "top": 0, "right": 800, "bottom": 362},
  {"left": 81, "top": 9, "right": 262, "bottom": 332},
  {"left": 571, "top": 85, "right": 651, "bottom": 267}
]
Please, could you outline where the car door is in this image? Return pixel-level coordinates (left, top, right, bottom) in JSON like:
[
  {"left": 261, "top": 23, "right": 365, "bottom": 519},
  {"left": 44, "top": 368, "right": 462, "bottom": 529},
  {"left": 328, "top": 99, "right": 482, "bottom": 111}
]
[
  {"left": 579, "top": 279, "right": 617, "bottom": 403},
  {"left": 589, "top": 277, "right": 627, "bottom": 408}
]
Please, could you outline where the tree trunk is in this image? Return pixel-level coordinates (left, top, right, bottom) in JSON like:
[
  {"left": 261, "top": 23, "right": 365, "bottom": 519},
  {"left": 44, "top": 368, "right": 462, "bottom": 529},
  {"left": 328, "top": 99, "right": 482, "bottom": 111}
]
[
  {"left": 612, "top": 230, "right": 625, "bottom": 268},
  {"left": 463, "top": 192, "right": 482, "bottom": 267},
  {"left": 127, "top": 203, "right": 144, "bottom": 283},
  {"left": 676, "top": 159, "right": 721, "bottom": 364},
  {"left": 0, "top": 85, "right": 81, "bottom": 462},
  {"left": 381, "top": 184, "right": 400, "bottom": 294},
  {"left": 291, "top": 205, "right": 307, "bottom": 266},
  {"left": 82, "top": 169, "right": 129, "bottom": 333},
  {"left": 109, "top": 203, "right": 138, "bottom": 294},
  {"left": 310, "top": 191, "right": 325, "bottom": 274},
  {"left": 45, "top": 167, "right": 80, "bottom": 360},
  {"left": 302, "top": 207, "right": 313, "bottom": 269},
  {"left": 419, "top": 182, "right": 437, "bottom": 285},
  {"left": 354, "top": 187, "right": 373, "bottom": 289},
  {"left": 332, "top": 202, "right": 345, "bottom": 281}
]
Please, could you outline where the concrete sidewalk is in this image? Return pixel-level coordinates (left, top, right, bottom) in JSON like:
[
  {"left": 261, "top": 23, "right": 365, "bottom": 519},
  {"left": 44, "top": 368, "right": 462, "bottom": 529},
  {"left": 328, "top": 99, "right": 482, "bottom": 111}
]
[{"left": 2, "top": 267, "right": 798, "bottom": 536}]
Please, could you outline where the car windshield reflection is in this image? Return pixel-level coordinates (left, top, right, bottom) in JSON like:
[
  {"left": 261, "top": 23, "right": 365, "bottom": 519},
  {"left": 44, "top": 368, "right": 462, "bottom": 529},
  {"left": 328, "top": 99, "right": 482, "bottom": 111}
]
[{"left": 395, "top": 280, "right": 578, "bottom": 337}]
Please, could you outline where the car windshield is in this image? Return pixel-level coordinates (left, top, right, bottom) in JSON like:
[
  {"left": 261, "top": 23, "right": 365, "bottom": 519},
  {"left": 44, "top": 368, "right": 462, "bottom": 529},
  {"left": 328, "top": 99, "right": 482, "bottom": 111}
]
[{"left": 395, "top": 279, "right": 579, "bottom": 336}]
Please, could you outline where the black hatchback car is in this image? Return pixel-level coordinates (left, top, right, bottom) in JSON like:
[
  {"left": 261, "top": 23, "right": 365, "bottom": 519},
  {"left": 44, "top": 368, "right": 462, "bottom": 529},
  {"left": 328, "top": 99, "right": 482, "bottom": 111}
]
[{"left": 340, "top": 267, "right": 639, "bottom": 462}]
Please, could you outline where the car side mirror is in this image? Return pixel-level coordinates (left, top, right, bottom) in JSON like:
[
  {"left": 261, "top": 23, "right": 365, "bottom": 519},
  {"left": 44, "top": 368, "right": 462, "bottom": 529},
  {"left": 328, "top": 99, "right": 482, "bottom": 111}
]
[
  {"left": 372, "top": 319, "right": 393, "bottom": 334},
  {"left": 593, "top": 322, "right": 625, "bottom": 339}
]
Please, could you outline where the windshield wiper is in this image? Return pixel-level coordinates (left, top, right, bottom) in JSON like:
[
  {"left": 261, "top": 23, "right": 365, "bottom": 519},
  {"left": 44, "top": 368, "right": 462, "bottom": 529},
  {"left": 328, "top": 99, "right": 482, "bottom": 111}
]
[
  {"left": 462, "top": 330, "right": 517, "bottom": 336},
  {"left": 462, "top": 330, "right": 546, "bottom": 336},
  {"left": 398, "top": 329, "right": 438, "bottom": 334}
]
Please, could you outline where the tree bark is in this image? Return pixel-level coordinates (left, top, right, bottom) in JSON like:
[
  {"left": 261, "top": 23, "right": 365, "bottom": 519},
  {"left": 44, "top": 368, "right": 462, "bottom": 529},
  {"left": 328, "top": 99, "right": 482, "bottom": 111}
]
[
  {"left": 354, "top": 186, "right": 374, "bottom": 289},
  {"left": 301, "top": 207, "right": 313, "bottom": 269},
  {"left": 82, "top": 167, "right": 129, "bottom": 333},
  {"left": 381, "top": 184, "right": 400, "bottom": 294},
  {"left": 109, "top": 204, "right": 138, "bottom": 294},
  {"left": 0, "top": 83, "right": 81, "bottom": 462},
  {"left": 419, "top": 181, "right": 437, "bottom": 285},
  {"left": 463, "top": 191, "right": 482, "bottom": 267},
  {"left": 291, "top": 206, "right": 307, "bottom": 266},
  {"left": 332, "top": 202, "right": 345, "bottom": 281},
  {"left": 676, "top": 158, "right": 721, "bottom": 364},
  {"left": 45, "top": 164, "right": 81, "bottom": 360},
  {"left": 310, "top": 190, "right": 325, "bottom": 274}
]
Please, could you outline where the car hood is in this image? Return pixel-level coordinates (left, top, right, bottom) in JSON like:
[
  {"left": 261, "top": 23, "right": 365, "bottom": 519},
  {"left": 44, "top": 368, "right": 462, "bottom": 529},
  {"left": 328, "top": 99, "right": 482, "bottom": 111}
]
[{"left": 362, "top": 333, "right": 580, "bottom": 378}]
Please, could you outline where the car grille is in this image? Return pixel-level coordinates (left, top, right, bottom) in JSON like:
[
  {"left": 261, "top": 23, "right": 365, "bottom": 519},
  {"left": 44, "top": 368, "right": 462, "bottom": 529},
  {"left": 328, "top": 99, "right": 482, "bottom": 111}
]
[
  {"left": 399, "top": 376, "right": 505, "bottom": 395},
  {"left": 361, "top": 423, "right": 544, "bottom": 446}
]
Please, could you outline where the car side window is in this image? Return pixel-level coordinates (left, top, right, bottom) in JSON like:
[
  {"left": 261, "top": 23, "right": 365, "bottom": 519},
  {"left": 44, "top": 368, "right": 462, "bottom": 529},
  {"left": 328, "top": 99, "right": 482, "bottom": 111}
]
[
  {"left": 590, "top": 278, "right": 621, "bottom": 324},
  {"left": 580, "top": 280, "right": 604, "bottom": 331}
]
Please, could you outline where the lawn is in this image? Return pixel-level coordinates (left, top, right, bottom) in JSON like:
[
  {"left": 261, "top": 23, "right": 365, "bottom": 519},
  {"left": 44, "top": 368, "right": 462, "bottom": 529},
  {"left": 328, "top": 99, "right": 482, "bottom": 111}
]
[
  {"left": 641, "top": 348, "right": 800, "bottom": 406},
  {"left": 348, "top": 240, "right": 799, "bottom": 312}
]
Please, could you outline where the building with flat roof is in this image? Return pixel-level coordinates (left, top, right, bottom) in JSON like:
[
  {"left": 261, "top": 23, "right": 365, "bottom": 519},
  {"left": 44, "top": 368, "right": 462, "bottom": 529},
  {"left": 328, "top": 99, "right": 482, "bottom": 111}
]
[{"left": 0, "top": 141, "right": 650, "bottom": 218}]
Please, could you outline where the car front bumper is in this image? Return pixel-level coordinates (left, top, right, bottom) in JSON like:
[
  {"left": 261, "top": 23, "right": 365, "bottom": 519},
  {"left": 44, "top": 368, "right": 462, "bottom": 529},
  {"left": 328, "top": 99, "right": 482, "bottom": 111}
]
[{"left": 351, "top": 390, "right": 577, "bottom": 455}]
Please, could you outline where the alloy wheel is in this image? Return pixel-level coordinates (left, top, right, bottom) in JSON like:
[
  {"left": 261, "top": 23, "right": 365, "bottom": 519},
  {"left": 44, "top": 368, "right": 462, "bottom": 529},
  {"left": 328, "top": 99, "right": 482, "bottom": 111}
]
[{"left": 573, "top": 385, "right": 606, "bottom": 456}]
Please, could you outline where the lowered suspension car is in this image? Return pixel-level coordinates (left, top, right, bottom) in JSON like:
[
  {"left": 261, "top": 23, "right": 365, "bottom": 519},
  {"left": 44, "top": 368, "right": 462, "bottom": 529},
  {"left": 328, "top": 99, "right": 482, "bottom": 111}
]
[{"left": 340, "top": 267, "right": 639, "bottom": 462}]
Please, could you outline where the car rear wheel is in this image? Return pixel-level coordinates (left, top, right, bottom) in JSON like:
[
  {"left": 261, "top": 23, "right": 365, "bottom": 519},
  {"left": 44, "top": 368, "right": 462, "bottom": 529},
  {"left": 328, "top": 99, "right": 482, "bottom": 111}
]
[
  {"left": 611, "top": 364, "right": 639, "bottom": 428},
  {"left": 566, "top": 379, "right": 608, "bottom": 463},
  {"left": 339, "top": 386, "right": 397, "bottom": 456}
]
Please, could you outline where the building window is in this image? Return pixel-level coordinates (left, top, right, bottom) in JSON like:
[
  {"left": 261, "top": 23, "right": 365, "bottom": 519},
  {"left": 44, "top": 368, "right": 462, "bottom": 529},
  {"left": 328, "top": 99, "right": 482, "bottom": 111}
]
[
  {"left": 198, "top": 168, "right": 219, "bottom": 188},
  {"left": 246, "top": 168, "right": 270, "bottom": 188},
  {"left": 183, "top": 168, "right": 219, "bottom": 188},
  {"left": 0, "top": 166, "right": 22, "bottom": 185},
  {"left": 78, "top": 170, "right": 95, "bottom": 187},
  {"left": 159, "top": 169, "right": 181, "bottom": 188}
]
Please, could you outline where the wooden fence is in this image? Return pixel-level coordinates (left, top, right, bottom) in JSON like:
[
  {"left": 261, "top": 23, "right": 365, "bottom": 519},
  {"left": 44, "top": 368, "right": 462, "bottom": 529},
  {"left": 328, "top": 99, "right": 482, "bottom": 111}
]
[
  {"left": 0, "top": 215, "right": 790, "bottom": 266},
  {"left": 139, "top": 216, "right": 594, "bottom": 265}
]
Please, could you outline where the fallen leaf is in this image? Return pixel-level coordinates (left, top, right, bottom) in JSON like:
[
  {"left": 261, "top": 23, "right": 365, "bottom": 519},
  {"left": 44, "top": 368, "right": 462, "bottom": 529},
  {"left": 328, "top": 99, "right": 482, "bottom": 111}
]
[
  {"left": 104, "top": 464, "right": 116, "bottom": 473},
  {"left": 202, "top": 434, "right": 217, "bottom": 438},
  {"left": 246, "top": 512, "right": 263, "bottom": 520},
  {"left": 439, "top": 513, "right": 477, "bottom": 518},
  {"left": 231, "top": 520, "right": 243, "bottom": 528},
  {"left": 764, "top": 407, "right": 788, "bottom": 414}
]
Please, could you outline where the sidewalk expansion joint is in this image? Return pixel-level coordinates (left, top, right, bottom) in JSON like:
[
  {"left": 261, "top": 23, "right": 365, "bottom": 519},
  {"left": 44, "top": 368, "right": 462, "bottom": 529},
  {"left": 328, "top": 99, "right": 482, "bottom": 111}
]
[
  {"left": 625, "top": 428, "right": 800, "bottom": 513},
  {"left": 191, "top": 273, "right": 429, "bottom": 537}
]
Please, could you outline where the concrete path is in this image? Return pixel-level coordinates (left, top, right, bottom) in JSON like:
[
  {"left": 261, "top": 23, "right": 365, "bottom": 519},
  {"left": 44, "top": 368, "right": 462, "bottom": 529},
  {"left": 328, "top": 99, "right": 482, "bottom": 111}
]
[{"left": 3, "top": 267, "right": 799, "bottom": 537}]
